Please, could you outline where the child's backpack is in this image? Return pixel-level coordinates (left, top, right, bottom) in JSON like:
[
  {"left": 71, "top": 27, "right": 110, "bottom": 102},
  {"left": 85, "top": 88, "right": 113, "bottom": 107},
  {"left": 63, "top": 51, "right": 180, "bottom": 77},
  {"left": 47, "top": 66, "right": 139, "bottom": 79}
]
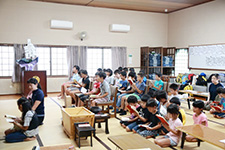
[
  {"left": 179, "top": 83, "right": 188, "bottom": 90},
  {"left": 219, "top": 73, "right": 225, "bottom": 82},
  {"left": 183, "top": 85, "right": 193, "bottom": 91},
  {"left": 196, "top": 75, "right": 207, "bottom": 86},
  {"left": 188, "top": 73, "right": 195, "bottom": 84},
  {"left": 182, "top": 74, "right": 189, "bottom": 85},
  {"left": 183, "top": 85, "right": 194, "bottom": 96},
  {"left": 175, "top": 73, "right": 183, "bottom": 83}
]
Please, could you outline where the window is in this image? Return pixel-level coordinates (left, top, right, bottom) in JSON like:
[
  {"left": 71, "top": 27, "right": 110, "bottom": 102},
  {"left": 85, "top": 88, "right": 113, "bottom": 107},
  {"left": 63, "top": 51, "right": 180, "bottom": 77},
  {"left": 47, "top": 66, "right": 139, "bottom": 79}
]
[
  {"left": 0, "top": 46, "right": 14, "bottom": 77},
  {"left": 36, "top": 47, "right": 51, "bottom": 75},
  {"left": 175, "top": 48, "right": 189, "bottom": 76},
  {"left": 87, "top": 47, "right": 112, "bottom": 76},
  {"left": 36, "top": 47, "right": 67, "bottom": 76}
]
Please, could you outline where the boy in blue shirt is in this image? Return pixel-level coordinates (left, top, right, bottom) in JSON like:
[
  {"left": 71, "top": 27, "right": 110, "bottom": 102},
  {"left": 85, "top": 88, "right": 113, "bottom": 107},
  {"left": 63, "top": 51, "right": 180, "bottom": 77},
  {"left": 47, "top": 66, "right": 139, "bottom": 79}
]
[
  {"left": 120, "top": 72, "right": 146, "bottom": 115},
  {"left": 150, "top": 72, "right": 164, "bottom": 91}
]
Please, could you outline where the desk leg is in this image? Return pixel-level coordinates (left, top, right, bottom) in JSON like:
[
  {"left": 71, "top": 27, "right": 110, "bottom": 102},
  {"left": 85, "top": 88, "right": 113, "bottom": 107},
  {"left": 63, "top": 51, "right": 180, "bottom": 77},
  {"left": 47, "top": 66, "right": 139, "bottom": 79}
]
[
  {"left": 78, "top": 134, "right": 80, "bottom": 148},
  {"left": 197, "top": 139, "right": 201, "bottom": 147},
  {"left": 93, "top": 121, "right": 96, "bottom": 137},
  {"left": 91, "top": 132, "right": 93, "bottom": 147},
  {"left": 181, "top": 132, "right": 186, "bottom": 149},
  {"left": 98, "top": 122, "right": 101, "bottom": 128},
  {"left": 105, "top": 119, "right": 109, "bottom": 134},
  {"left": 187, "top": 99, "right": 190, "bottom": 109}
]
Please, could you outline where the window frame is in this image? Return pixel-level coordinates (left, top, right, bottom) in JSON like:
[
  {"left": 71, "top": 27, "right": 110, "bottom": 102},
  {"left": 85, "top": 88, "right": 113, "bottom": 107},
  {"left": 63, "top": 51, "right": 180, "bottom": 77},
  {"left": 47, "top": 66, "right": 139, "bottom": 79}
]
[
  {"left": 0, "top": 44, "right": 14, "bottom": 79},
  {"left": 175, "top": 48, "right": 189, "bottom": 76},
  {"left": 87, "top": 46, "right": 112, "bottom": 76},
  {"left": 36, "top": 45, "right": 68, "bottom": 77}
]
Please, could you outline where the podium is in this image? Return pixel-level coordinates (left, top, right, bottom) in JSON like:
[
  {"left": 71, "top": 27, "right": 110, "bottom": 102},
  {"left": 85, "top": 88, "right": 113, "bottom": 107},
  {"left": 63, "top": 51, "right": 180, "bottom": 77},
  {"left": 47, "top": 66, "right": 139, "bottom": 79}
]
[{"left": 21, "top": 71, "right": 47, "bottom": 96}]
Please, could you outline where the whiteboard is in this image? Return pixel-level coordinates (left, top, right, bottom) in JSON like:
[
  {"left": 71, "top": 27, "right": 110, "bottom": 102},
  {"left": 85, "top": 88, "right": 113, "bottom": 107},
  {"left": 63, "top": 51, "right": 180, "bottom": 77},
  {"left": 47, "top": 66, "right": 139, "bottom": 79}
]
[{"left": 189, "top": 44, "right": 225, "bottom": 70}]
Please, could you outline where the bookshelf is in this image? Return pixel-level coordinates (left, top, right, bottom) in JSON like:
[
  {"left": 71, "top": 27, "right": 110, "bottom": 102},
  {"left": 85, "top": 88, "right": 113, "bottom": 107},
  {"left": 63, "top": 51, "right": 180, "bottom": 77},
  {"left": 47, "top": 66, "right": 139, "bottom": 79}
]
[{"left": 140, "top": 47, "right": 175, "bottom": 77}]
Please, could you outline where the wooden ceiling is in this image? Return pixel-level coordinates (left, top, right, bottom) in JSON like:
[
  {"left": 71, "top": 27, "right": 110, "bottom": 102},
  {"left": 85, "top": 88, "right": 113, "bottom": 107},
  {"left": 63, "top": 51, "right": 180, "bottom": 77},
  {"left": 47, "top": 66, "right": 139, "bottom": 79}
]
[{"left": 32, "top": 0, "right": 214, "bottom": 13}]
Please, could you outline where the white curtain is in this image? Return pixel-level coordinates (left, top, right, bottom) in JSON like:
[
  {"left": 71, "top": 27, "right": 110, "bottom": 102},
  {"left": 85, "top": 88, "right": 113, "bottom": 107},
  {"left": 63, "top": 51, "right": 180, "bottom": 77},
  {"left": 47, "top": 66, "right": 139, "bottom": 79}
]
[
  {"left": 79, "top": 46, "right": 87, "bottom": 70},
  {"left": 67, "top": 46, "right": 79, "bottom": 79},
  {"left": 111, "top": 47, "right": 127, "bottom": 71}
]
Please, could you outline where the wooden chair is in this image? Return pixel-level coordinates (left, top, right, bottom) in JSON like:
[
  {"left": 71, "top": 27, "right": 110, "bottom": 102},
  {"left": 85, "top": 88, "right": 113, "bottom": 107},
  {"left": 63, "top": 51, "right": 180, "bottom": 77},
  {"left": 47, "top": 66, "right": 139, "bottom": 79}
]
[{"left": 96, "top": 85, "right": 118, "bottom": 118}]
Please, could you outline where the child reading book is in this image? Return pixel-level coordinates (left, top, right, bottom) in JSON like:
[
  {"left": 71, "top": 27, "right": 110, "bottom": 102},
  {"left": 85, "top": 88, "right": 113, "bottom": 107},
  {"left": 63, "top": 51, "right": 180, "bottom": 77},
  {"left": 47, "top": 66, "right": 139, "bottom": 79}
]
[
  {"left": 91, "top": 72, "right": 111, "bottom": 106},
  {"left": 125, "top": 94, "right": 151, "bottom": 132},
  {"left": 170, "top": 97, "right": 186, "bottom": 125},
  {"left": 209, "top": 87, "right": 225, "bottom": 119},
  {"left": 119, "top": 72, "right": 146, "bottom": 115},
  {"left": 77, "top": 72, "right": 101, "bottom": 106},
  {"left": 136, "top": 99, "right": 161, "bottom": 138},
  {"left": 116, "top": 72, "right": 136, "bottom": 114},
  {"left": 4, "top": 98, "right": 39, "bottom": 143},
  {"left": 150, "top": 72, "right": 164, "bottom": 91},
  {"left": 186, "top": 100, "right": 208, "bottom": 142},
  {"left": 154, "top": 104, "right": 183, "bottom": 147},
  {"left": 120, "top": 95, "right": 139, "bottom": 128},
  {"left": 156, "top": 90, "right": 170, "bottom": 118}
]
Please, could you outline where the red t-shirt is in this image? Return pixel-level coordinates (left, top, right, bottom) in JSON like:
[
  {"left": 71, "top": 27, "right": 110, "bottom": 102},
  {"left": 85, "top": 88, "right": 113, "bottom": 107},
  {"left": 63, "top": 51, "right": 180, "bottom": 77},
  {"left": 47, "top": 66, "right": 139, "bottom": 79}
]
[{"left": 92, "top": 81, "right": 101, "bottom": 95}]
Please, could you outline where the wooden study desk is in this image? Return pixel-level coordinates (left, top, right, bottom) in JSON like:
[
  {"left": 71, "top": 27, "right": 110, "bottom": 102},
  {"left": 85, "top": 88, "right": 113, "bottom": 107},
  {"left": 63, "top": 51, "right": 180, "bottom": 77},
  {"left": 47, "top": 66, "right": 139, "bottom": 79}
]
[
  {"left": 40, "top": 144, "right": 75, "bottom": 150},
  {"left": 108, "top": 134, "right": 162, "bottom": 150},
  {"left": 179, "top": 90, "right": 209, "bottom": 101},
  {"left": 177, "top": 124, "right": 225, "bottom": 149}
]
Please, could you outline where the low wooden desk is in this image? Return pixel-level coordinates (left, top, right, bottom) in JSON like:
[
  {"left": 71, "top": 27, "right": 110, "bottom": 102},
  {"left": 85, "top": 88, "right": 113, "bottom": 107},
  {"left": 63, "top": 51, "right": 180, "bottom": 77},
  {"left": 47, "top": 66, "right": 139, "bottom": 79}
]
[
  {"left": 177, "top": 124, "right": 225, "bottom": 149},
  {"left": 40, "top": 144, "right": 75, "bottom": 150},
  {"left": 179, "top": 90, "right": 209, "bottom": 101},
  {"left": 108, "top": 134, "right": 162, "bottom": 150}
]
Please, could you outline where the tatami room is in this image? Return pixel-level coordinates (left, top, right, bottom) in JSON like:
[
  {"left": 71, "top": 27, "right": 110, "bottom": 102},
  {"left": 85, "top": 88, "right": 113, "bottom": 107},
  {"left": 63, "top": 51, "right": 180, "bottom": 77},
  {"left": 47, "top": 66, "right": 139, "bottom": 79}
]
[{"left": 0, "top": 0, "right": 225, "bottom": 150}]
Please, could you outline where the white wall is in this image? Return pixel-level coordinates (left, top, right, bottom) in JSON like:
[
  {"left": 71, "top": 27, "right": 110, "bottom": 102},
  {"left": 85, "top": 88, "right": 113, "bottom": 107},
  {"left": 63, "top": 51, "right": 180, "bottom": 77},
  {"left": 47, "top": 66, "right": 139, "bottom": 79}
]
[
  {"left": 168, "top": 0, "right": 225, "bottom": 74},
  {"left": 0, "top": 0, "right": 168, "bottom": 94}
]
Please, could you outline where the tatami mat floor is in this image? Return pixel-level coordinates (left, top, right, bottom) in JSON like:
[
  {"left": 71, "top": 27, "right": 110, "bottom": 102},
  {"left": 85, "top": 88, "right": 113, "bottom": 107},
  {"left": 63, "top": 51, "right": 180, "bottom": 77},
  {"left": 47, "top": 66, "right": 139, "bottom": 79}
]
[{"left": 0, "top": 93, "right": 224, "bottom": 150}]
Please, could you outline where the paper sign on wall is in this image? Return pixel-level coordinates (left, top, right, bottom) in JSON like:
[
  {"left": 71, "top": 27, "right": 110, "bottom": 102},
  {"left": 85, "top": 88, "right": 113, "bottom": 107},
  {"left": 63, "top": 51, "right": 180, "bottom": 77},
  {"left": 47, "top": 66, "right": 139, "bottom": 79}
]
[{"left": 129, "top": 54, "right": 132, "bottom": 64}]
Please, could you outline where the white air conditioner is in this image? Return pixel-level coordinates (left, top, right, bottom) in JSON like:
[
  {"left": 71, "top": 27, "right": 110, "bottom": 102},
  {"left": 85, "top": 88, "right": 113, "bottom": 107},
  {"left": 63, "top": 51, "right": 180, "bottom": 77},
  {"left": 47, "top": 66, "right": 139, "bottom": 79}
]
[
  {"left": 109, "top": 24, "right": 130, "bottom": 33},
  {"left": 50, "top": 20, "right": 73, "bottom": 30}
]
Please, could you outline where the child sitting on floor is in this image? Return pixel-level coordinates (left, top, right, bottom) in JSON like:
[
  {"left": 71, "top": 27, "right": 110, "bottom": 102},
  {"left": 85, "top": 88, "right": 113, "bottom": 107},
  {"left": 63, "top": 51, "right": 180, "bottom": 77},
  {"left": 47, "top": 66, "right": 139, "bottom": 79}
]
[
  {"left": 125, "top": 94, "right": 151, "bottom": 132},
  {"left": 5, "top": 98, "right": 39, "bottom": 143},
  {"left": 209, "top": 87, "right": 225, "bottom": 119},
  {"left": 186, "top": 100, "right": 208, "bottom": 142},
  {"left": 136, "top": 99, "right": 161, "bottom": 138},
  {"left": 154, "top": 103, "right": 183, "bottom": 148},
  {"left": 170, "top": 97, "right": 186, "bottom": 125},
  {"left": 120, "top": 95, "right": 139, "bottom": 128}
]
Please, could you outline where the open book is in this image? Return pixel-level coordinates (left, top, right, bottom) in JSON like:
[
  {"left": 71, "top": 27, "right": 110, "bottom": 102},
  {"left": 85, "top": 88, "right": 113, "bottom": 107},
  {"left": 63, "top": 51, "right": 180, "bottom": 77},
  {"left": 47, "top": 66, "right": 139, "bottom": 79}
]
[
  {"left": 127, "top": 105, "right": 139, "bottom": 114},
  {"left": 80, "top": 87, "right": 87, "bottom": 94},
  {"left": 5, "top": 114, "right": 16, "bottom": 119},
  {"left": 121, "top": 117, "right": 130, "bottom": 121},
  {"left": 90, "top": 95, "right": 98, "bottom": 98},
  {"left": 138, "top": 124, "right": 151, "bottom": 128},
  {"left": 5, "top": 114, "right": 16, "bottom": 123},
  {"left": 6, "top": 118, "right": 14, "bottom": 123},
  {"left": 156, "top": 114, "right": 169, "bottom": 126},
  {"left": 211, "top": 105, "right": 223, "bottom": 112},
  {"left": 128, "top": 77, "right": 134, "bottom": 86}
]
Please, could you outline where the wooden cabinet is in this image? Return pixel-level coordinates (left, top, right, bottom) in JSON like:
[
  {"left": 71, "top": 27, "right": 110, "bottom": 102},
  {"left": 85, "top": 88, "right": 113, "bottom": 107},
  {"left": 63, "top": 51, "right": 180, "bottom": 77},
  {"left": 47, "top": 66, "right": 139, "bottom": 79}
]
[
  {"left": 140, "top": 47, "right": 175, "bottom": 76},
  {"left": 21, "top": 71, "right": 47, "bottom": 96}
]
